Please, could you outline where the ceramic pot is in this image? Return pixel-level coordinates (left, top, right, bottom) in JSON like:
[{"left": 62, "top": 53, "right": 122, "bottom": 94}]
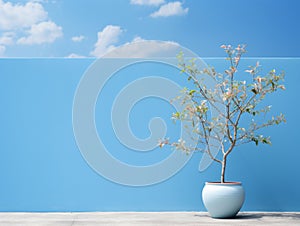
[{"left": 202, "top": 182, "right": 245, "bottom": 218}]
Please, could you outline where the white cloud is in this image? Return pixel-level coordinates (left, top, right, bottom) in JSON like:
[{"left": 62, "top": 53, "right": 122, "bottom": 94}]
[
  {"left": 71, "top": 35, "right": 85, "bottom": 42},
  {"left": 66, "top": 53, "right": 86, "bottom": 58},
  {"left": 0, "top": 32, "right": 15, "bottom": 45},
  {"left": 30, "top": 0, "right": 51, "bottom": 3},
  {"left": 150, "top": 1, "right": 188, "bottom": 18},
  {"left": 0, "top": 0, "right": 63, "bottom": 55},
  {"left": 90, "top": 25, "right": 182, "bottom": 58},
  {"left": 131, "top": 36, "right": 145, "bottom": 43},
  {"left": 0, "top": 45, "right": 5, "bottom": 56},
  {"left": 17, "top": 21, "right": 63, "bottom": 45},
  {"left": 103, "top": 39, "right": 181, "bottom": 58},
  {"left": 0, "top": 0, "right": 48, "bottom": 30},
  {"left": 130, "top": 0, "right": 165, "bottom": 6},
  {"left": 90, "top": 25, "right": 123, "bottom": 57}
]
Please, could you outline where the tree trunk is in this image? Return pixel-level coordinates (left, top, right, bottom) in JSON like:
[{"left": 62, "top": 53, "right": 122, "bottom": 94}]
[{"left": 221, "top": 157, "right": 227, "bottom": 183}]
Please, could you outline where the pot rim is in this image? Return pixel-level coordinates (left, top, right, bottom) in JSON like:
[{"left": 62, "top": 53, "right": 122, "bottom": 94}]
[{"left": 205, "top": 181, "right": 242, "bottom": 185}]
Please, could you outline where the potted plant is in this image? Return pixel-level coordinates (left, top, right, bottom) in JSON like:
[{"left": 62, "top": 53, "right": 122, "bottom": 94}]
[{"left": 159, "top": 44, "right": 286, "bottom": 218}]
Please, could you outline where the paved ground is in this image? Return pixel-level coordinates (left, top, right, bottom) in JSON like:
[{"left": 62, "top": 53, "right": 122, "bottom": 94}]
[{"left": 0, "top": 212, "right": 299, "bottom": 226}]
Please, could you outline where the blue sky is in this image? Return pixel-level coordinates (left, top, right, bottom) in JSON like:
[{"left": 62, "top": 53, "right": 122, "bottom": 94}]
[{"left": 0, "top": 0, "right": 299, "bottom": 57}]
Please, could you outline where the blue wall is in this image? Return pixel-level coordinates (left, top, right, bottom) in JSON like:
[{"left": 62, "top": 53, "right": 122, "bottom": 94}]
[{"left": 0, "top": 58, "right": 299, "bottom": 211}]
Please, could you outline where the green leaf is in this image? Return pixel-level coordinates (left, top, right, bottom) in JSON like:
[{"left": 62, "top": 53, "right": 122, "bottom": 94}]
[
  {"left": 251, "top": 88, "right": 258, "bottom": 94},
  {"left": 262, "top": 138, "right": 271, "bottom": 145},
  {"left": 251, "top": 137, "right": 259, "bottom": 146},
  {"left": 189, "top": 90, "right": 196, "bottom": 95},
  {"left": 173, "top": 112, "right": 180, "bottom": 119}
]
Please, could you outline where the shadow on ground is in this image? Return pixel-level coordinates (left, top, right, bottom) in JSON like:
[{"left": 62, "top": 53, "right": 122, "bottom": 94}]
[{"left": 195, "top": 212, "right": 300, "bottom": 220}]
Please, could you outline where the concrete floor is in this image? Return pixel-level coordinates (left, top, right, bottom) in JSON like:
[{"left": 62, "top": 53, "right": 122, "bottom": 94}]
[{"left": 0, "top": 212, "right": 299, "bottom": 226}]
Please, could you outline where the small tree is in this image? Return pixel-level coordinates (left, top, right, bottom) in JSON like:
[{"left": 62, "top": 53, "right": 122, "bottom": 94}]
[{"left": 159, "top": 44, "right": 286, "bottom": 183}]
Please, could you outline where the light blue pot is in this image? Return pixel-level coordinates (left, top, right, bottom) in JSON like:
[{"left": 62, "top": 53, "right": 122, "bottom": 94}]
[{"left": 202, "top": 182, "right": 245, "bottom": 218}]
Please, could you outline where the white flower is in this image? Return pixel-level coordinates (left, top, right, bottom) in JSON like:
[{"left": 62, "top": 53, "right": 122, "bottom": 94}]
[{"left": 158, "top": 138, "right": 169, "bottom": 148}]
